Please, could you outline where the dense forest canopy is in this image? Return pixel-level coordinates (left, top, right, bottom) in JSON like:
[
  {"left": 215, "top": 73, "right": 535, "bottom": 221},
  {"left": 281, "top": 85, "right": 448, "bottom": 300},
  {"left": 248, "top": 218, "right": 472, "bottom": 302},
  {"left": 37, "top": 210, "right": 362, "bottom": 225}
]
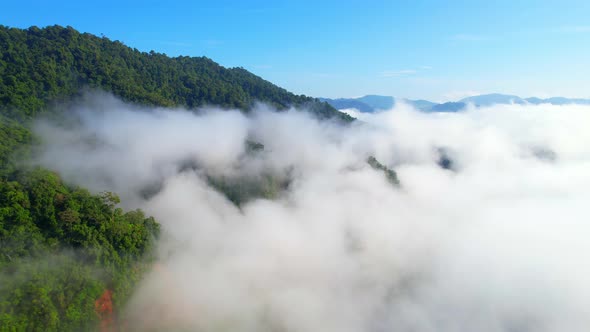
[
  {"left": 0, "top": 169, "right": 160, "bottom": 330},
  {"left": 0, "top": 24, "right": 351, "bottom": 122}
]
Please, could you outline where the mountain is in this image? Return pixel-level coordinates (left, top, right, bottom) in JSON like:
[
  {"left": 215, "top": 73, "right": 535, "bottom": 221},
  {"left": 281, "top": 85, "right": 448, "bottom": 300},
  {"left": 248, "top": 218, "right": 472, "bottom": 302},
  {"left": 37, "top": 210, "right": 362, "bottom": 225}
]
[
  {"left": 526, "top": 97, "right": 590, "bottom": 105},
  {"left": 0, "top": 25, "right": 355, "bottom": 330},
  {"left": 429, "top": 102, "right": 467, "bottom": 112},
  {"left": 322, "top": 93, "right": 590, "bottom": 115},
  {"left": 524, "top": 97, "right": 544, "bottom": 104},
  {"left": 321, "top": 95, "right": 447, "bottom": 113},
  {"left": 357, "top": 95, "right": 395, "bottom": 110},
  {"left": 320, "top": 95, "right": 435, "bottom": 113},
  {"left": 457, "top": 94, "right": 590, "bottom": 107},
  {"left": 318, "top": 98, "right": 374, "bottom": 113},
  {"left": 459, "top": 93, "right": 526, "bottom": 106},
  {"left": 0, "top": 24, "right": 351, "bottom": 122},
  {"left": 460, "top": 94, "right": 590, "bottom": 106},
  {"left": 406, "top": 99, "right": 437, "bottom": 111}
]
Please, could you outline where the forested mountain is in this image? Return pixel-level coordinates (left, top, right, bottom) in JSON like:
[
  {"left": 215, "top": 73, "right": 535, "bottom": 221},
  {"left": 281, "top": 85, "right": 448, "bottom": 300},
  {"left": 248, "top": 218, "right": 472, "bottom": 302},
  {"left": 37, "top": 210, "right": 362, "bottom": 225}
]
[
  {"left": 0, "top": 24, "right": 355, "bottom": 331},
  {"left": 1, "top": 110, "right": 158, "bottom": 327},
  {"left": 0, "top": 24, "right": 350, "bottom": 121}
]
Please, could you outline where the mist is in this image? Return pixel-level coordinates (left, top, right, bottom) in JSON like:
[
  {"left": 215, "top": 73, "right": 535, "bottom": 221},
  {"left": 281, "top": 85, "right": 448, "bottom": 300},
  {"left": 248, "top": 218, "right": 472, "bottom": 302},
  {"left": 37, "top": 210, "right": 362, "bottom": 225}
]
[{"left": 34, "top": 94, "right": 590, "bottom": 331}]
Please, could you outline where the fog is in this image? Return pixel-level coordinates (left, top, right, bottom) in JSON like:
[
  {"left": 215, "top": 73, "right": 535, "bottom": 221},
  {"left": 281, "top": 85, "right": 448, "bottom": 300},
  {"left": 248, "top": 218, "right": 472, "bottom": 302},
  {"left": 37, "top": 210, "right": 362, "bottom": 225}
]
[{"left": 35, "top": 94, "right": 590, "bottom": 331}]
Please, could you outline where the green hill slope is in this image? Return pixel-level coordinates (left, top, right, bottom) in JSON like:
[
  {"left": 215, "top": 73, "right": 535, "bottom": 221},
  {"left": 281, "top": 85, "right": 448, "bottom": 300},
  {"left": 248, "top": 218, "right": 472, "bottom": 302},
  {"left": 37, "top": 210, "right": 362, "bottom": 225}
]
[{"left": 0, "top": 24, "right": 350, "bottom": 121}]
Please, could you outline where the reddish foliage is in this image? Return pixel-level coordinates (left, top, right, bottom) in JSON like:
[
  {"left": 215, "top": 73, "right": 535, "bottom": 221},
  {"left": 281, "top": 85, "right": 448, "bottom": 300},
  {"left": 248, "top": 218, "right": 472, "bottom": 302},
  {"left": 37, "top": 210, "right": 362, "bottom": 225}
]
[{"left": 95, "top": 289, "right": 115, "bottom": 332}]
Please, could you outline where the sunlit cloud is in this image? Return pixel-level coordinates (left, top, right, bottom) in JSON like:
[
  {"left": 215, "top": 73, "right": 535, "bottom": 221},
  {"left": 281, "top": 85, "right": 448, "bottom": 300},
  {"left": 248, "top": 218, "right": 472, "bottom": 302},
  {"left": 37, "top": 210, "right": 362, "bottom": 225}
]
[{"left": 34, "top": 93, "right": 590, "bottom": 331}]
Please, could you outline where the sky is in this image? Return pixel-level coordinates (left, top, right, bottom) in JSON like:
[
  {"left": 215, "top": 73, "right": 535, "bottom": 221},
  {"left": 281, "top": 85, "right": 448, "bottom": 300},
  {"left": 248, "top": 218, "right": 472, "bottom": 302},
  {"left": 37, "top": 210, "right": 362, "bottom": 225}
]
[{"left": 3, "top": 0, "right": 590, "bottom": 101}]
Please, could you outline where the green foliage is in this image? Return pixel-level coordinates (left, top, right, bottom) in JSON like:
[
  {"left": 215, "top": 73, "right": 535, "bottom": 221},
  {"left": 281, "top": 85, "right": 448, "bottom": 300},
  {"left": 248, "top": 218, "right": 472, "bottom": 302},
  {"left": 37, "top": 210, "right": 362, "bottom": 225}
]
[
  {"left": 0, "top": 115, "right": 32, "bottom": 177},
  {"left": 0, "top": 169, "right": 160, "bottom": 331},
  {"left": 367, "top": 156, "right": 400, "bottom": 186},
  {"left": 207, "top": 173, "right": 290, "bottom": 207},
  {"left": 0, "top": 24, "right": 352, "bottom": 122},
  {"left": 207, "top": 142, "right": 289, "bottom": 206}
]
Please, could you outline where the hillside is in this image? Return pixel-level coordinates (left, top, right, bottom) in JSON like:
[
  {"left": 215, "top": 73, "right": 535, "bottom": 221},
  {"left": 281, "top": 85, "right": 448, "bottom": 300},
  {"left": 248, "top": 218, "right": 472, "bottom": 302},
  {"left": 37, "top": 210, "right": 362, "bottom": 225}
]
[
  {"left": 0, "top": 25, "right": 357, "bottom": 331},
  {"left": 0, "top": 24, "right": 350, "bottom": 122},
  {"left": 0, "top": 169, "right": 160, "bottom": 330}
]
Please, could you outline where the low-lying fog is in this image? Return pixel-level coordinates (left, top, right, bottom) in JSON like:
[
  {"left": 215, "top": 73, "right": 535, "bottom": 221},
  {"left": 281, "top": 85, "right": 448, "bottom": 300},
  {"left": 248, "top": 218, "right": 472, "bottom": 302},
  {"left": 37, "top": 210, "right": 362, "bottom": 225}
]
[{"left": 35, "top": 94, "right": 590, "bottom": 331}]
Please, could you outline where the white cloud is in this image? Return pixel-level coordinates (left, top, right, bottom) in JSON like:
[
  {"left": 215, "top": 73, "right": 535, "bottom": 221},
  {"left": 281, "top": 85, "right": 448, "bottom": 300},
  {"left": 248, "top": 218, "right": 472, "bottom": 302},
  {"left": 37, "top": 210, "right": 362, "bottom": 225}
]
[{"left": 35, "top": 94, "right": 590, "bottom": 331}]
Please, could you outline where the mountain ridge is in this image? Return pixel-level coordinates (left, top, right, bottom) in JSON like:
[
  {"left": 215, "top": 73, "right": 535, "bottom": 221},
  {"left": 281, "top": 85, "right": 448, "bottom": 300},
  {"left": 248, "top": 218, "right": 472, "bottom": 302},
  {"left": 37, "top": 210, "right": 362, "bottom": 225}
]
[
  {"left": 321, "top": 93, "right": 590, "bottom": 113},
  {"left": 0, "top": 24, "right": 351, "bottom": 122}
]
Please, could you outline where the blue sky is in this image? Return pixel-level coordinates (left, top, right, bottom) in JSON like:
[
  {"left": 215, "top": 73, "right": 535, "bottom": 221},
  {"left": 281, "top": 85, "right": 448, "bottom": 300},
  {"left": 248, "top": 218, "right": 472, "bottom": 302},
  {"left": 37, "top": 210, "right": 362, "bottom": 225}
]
[{"left": 3, "top": 0, "right": 590, "bottom": 101}]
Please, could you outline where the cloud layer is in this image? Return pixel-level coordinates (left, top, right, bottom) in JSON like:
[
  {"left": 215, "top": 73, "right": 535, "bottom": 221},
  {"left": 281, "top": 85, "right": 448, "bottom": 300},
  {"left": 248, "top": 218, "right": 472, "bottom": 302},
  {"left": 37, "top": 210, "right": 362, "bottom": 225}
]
[{"left": 35, "top": 95, "right": 590, "bottom": 331}]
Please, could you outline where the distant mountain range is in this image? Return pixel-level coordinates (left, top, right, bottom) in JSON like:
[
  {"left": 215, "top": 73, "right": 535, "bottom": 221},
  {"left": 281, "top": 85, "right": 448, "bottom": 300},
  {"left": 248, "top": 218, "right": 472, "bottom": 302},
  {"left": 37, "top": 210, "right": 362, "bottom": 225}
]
[{"left": 320, "top": 93, "right": 590, "bottom": 113}]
